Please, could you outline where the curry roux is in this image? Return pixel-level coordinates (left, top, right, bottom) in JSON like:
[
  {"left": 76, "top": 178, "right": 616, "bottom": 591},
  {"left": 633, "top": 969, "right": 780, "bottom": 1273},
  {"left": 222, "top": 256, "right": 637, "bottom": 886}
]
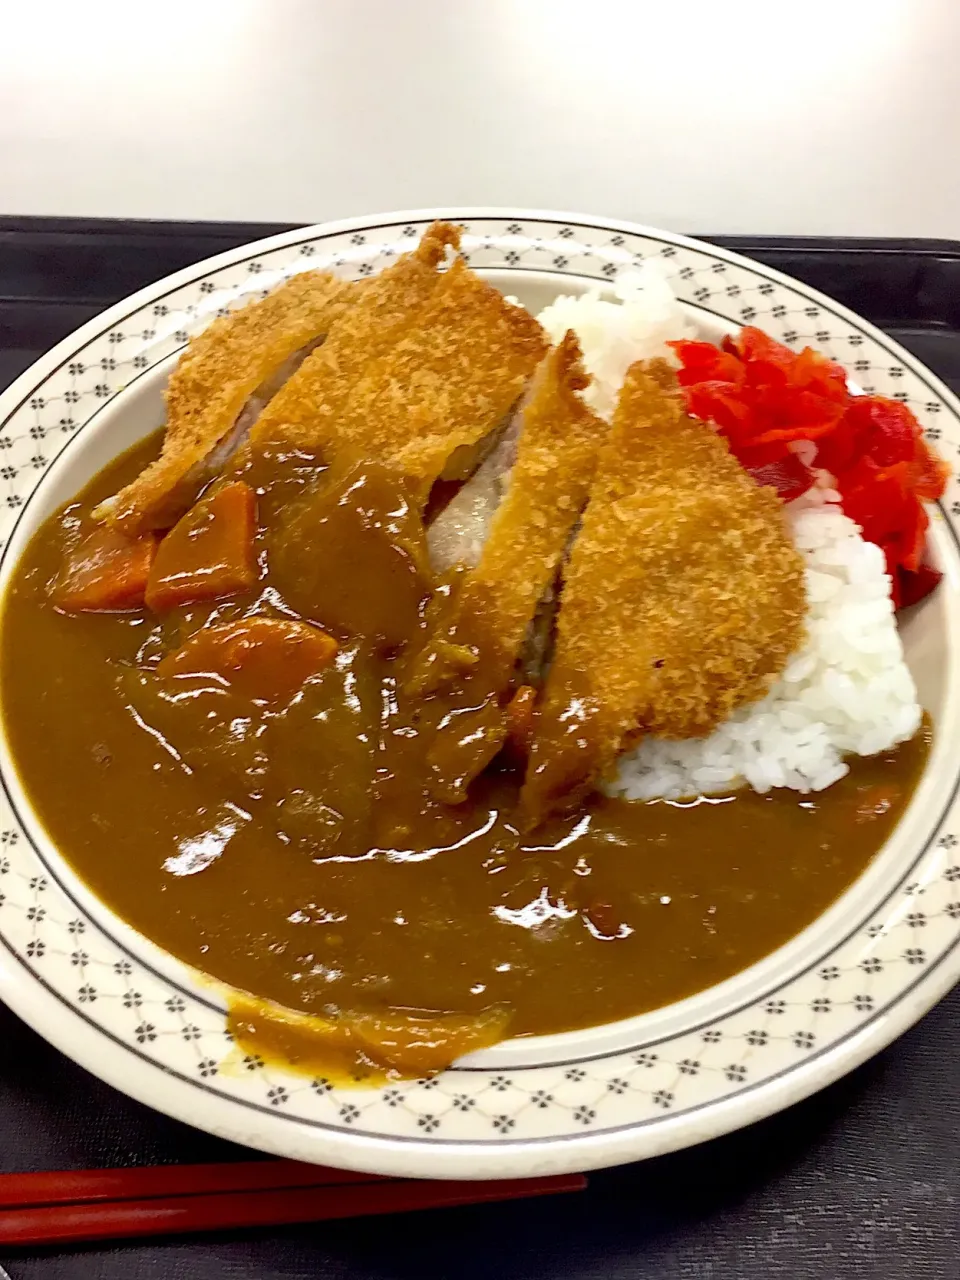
[{"left": 0, "top": 433, "right": 930, "bottom": 1082}]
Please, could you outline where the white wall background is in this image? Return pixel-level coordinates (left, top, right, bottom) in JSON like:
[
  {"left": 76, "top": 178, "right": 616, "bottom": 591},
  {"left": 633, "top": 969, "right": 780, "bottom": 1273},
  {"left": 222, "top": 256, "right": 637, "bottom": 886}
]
[{"left": 1, "top": 0, "right": 958, "bottom": 236}]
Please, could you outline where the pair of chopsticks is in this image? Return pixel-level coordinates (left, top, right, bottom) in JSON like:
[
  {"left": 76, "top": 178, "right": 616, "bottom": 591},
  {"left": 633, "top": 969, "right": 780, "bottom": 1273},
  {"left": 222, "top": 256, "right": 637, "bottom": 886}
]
[{"left": 0, "top": 1160, "right": 586, "bottom": 1246}]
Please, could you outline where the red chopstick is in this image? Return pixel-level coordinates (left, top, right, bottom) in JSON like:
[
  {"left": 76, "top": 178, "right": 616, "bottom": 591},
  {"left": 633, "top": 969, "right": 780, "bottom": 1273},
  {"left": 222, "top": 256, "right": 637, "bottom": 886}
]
[
  {"left": 0, "top": 1162, "right": 587, "bottom": 1246},
  {"left": 0, "top": 1159, "right": 379, "bottom": 1207}
]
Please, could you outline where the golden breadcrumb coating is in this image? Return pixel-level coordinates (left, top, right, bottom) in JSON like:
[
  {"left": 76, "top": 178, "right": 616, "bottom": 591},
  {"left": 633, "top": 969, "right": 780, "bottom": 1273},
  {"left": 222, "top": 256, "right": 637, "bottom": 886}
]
[
  {"left": 346, "top": 259, "right": 547, "bottom": 501},
  {"left": 458, "top": 331, "right": 607, "bottom": 662},
  {"left": 521, "top": 358, "right": 806, "bottom": 824},
  {"left": 96, "top": 270, "right": 360, "bottom": 534},
  {"left": 246, "top": 221, "right": 462, "bottom": 456},
  {"left": 399, "top": 334, "right": 604, "bottom": 803}
]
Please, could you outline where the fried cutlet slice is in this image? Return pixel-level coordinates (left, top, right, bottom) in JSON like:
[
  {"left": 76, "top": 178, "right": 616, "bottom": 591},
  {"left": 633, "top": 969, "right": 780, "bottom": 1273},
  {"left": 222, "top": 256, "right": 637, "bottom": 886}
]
[
  {"left": 425, "top": 333, "right": 604, "bottom": 577},
  {"left": 453, "top": 332, "right": 607, "bottom": 666},
  {"left": 520, "top": 358, "right": 806, "bottom": 825},
  {"left": 245, "top": 221, "right": 462, "bottom": 456},
  {"left": 401, "top": 335, "right": 606, "bottom": 802},
  {"left": 342, "top": 258, "right": 547, "bottom": 502},
  {"left": 95, "top": 270, "right": 361, "bottom": 535},
  {"left": 425, "top": 413, "right": 524, "bottom": 574}
]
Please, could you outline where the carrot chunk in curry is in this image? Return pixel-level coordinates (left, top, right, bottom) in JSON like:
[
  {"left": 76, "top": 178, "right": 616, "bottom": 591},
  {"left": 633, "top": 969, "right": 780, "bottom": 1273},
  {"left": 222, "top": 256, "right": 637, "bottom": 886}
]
[
  {"left": 145, "top": 481, "right": 257, "bottom": 613},
  {"left": 51, "top": 525, "right": 158, "bottom": 613},
  {"left": 157, "top": 616, "right": 338, "bottom": 705}
]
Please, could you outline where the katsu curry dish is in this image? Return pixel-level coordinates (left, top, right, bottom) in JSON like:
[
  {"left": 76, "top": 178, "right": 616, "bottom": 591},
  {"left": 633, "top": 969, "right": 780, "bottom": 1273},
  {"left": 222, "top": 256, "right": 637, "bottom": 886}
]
[{"left": 0, "top": 223, "right": 946, "bottom": 1082}]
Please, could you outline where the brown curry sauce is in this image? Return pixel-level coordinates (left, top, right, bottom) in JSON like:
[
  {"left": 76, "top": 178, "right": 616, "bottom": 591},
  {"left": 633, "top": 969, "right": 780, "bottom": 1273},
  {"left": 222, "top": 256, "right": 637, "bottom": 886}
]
[{"left": 0, "top": 433, "right": 930, "bottom": 1082}]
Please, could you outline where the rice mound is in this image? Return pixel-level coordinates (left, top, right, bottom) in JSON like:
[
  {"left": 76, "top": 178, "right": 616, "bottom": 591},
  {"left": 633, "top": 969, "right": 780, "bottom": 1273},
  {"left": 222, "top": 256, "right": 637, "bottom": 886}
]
[
  {"left": 535, "top": 276, "right": 923, "bottom": 800},
  {"left": 538, "top": 263, "right": 695, "bottom": 421}
]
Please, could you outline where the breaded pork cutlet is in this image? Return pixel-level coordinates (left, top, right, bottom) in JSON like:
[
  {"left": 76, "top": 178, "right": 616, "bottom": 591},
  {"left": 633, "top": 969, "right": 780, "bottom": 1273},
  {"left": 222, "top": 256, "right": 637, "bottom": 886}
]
[
  {"left": 437, "top": 333, "right": 606, "bottom": 670},
  {"left": 520, "top": 358, "right": 806, "bottom": 826},
  {"left": 403, "top": 335, "right": 607, "bottom": 801},
  {"left": 426, "top": 333, "right": 602, "bottom": 577},
  {"left": 461, "top": 334, "right": 607, "bottom": 656},
  {"left": 95, "top": 270, "right": 361, "bottom": 535},
  {"left": 341, "top": 259, "right": 546, "bottom": 504},
  {"left": 245, "top": 221, "right": 462, "bottom": 456}
]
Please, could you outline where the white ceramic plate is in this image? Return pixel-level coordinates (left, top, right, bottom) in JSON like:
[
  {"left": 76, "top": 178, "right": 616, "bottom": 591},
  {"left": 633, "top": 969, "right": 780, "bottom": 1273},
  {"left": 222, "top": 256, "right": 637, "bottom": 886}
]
[{"left": 0, "top": 210, "right": 957, "bottom": 1180}]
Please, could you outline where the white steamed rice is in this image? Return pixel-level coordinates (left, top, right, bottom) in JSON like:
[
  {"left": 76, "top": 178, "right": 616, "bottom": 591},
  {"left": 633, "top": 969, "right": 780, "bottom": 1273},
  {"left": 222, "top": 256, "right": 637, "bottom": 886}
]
[
  {"left": 538, "top": 264, "right": 695, "bottom": 421},
  {"left": 534, "top": 270, "right": 922, "bottom": 801}
]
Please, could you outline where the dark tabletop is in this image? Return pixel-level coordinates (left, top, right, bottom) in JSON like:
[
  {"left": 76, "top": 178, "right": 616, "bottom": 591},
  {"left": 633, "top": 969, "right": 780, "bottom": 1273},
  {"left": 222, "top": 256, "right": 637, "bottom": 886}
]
[{"left": 0, "top": 220, "right": 957, "bottom": 1279}]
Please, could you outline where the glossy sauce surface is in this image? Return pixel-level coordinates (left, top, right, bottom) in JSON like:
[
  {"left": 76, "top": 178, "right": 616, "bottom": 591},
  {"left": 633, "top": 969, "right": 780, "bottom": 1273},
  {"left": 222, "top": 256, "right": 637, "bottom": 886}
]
[{"left": 0, "top": 434, "right": 930, "bottom": 1077}]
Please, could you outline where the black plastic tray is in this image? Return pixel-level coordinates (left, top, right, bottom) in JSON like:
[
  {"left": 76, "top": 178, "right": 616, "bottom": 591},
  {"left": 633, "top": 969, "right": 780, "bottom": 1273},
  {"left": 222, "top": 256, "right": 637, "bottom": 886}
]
[
  {"left": 0, "top": 219, "right": 957, "bottom": 1280},
  {"left": 2, "top": 218, "right": 960, "bottom": 397}
]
